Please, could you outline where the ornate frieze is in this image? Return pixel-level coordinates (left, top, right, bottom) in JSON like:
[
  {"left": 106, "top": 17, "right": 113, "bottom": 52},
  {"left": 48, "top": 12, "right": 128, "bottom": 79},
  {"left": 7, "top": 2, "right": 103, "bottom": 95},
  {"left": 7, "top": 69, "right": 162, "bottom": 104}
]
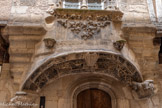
[
  {"left": 22, "top": 52, "right": 143, "bottom": 92},
  {"left": 132, "top": 80, "right": 155, "bottom": 99}
]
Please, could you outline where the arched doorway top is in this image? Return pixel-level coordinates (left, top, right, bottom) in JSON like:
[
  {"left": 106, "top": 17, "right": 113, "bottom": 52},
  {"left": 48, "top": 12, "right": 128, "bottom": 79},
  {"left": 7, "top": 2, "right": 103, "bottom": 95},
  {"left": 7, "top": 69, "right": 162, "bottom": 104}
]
[{"left": 21, "top": 51, "right": 143, "bottom": 92}]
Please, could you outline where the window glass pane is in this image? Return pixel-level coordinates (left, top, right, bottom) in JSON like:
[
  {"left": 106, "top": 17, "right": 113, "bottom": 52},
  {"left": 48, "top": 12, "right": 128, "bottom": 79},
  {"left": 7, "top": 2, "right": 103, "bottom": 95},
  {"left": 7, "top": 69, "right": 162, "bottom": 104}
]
[
  {"left": 88, "top": 0, "right": 102, "bottom": 10},
  {"left": 64, "top": 0, "right": 80, "bottom": 9}
]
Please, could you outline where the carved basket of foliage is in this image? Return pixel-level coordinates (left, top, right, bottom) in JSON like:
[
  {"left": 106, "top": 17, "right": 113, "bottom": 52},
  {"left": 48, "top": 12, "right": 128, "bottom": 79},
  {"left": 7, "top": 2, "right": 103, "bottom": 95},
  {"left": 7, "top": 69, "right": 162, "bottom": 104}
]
[{"left": 113, "top": 40, "right": 126, "bottom": 51}]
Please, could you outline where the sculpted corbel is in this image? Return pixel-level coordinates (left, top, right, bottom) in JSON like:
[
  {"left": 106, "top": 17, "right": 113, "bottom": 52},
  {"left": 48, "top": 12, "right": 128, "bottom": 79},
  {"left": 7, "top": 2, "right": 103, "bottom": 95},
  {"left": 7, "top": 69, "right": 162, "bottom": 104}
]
[
  {"left": 131, "top": 80, "right": 155, "bottom": 99},
  {"left": 43, "top": 38, "right": 56, "bottom": 49},
  {"left": 113, "top": 40, "right": 126, "bottom": 51},
  {"left": 57, "top": 20, "right": 67, "bottom": 28}
]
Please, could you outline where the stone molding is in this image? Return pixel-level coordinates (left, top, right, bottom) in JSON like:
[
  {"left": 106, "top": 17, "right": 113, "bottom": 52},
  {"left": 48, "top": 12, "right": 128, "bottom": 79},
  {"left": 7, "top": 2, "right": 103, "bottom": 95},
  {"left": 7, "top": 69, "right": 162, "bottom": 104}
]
[
  {"left": 3, "top": 25, "right": 46, "bottom": 36},
  {"left": 47, "top": 8, "right": 123, "bottom": 21},
  {"left": 122, "top": 23, "right": 156, "bottom": 33},
  {"left": 21, "top": 52, "right": 143, "bottom": 92}
]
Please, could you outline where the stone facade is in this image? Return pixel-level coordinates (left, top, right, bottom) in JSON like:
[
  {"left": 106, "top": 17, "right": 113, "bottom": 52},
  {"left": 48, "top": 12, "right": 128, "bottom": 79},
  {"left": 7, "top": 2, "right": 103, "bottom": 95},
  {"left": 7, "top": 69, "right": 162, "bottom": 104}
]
[{"left": 0, "top": 0, "right": 162, "bottom": 108}]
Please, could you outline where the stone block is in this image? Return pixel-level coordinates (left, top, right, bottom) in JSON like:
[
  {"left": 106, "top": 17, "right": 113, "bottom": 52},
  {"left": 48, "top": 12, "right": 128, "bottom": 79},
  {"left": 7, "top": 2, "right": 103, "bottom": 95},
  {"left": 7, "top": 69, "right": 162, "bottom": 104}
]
[
  {"left": 8, "top": 26, "right": 24, "bottom": 35},
  {"left": 11, "top": 6, "right": 28, "bottom": 14},
  {"left": 11, "top": 14, "right": 31, "bottom": 22},
  {"left": 27, "top": 41, "right": 35, "bottom": 48},
  {"left": 20, "top": 0, "right": 36, "bottom": 6},
  {"left": 9, "top": 48, "right": 35, "bottom": 55},
  {"left": 46, "top": 100, "right": 58, "bottom": 108},
  {"left": 10, "top": 55, "right": 31, "bottom": 63},
  {"left": 128, "top": 40, "right": 143, "bottom": 47},
  {"left": 31, "top": 14, "right": 43, "bottom": 23},
  {"left": 9, "top": 41, "right": 27, "bottom": 49},
  {"left": 23, "top": 26, "right": 46, "bottom": 35}
]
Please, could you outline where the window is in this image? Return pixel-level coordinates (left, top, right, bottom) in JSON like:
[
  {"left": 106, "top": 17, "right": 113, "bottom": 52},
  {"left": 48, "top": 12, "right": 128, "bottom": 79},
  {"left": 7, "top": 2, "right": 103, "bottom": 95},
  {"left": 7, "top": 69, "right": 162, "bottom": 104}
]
[
  {"left": 159, "top": 37, "right": 162, "bottom": 64},
  {"left": 63, "top": 0, "right": 80, "bottom": 9},
  {"left": 88, "top": 0, "right": 103, "bottom": 10}
]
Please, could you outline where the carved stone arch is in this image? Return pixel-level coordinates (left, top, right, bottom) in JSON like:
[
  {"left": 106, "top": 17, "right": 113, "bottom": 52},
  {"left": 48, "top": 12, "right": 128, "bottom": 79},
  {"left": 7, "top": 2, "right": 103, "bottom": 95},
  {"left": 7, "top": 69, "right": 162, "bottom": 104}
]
[{"left": 21, "top": 51, "right": 143, "bottom": 92}]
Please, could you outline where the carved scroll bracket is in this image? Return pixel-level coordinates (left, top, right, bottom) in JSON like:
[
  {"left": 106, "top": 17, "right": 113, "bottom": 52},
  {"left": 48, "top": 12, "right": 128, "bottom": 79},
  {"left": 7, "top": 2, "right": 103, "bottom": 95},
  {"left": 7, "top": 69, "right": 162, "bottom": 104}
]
[{"left": 131, "top": 80, "right": 155, "bottom": 99}]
